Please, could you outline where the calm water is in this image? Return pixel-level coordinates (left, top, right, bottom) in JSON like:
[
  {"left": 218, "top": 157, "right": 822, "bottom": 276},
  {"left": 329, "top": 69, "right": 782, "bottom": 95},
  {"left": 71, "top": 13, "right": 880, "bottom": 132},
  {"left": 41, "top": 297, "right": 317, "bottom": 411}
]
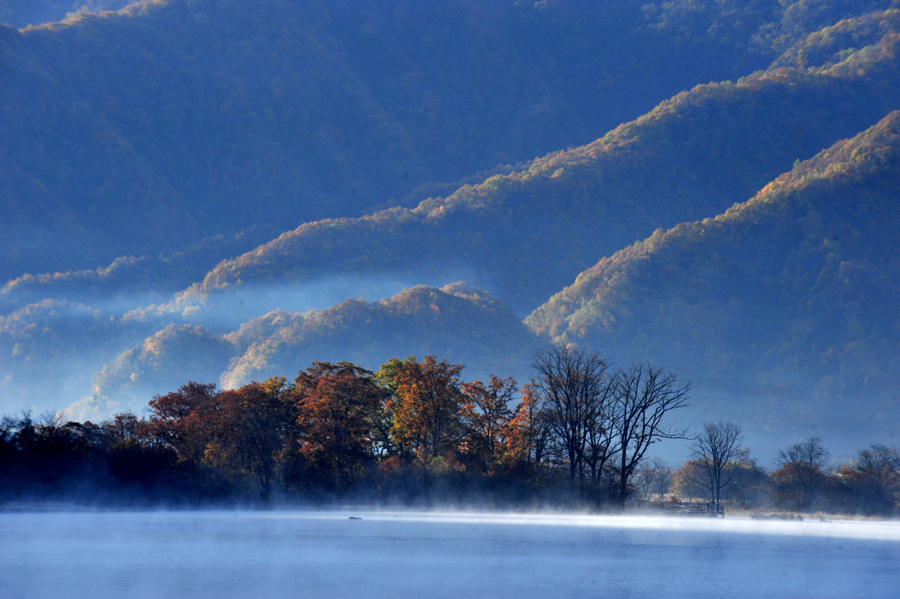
[{"left": 1, "top": 510, "right": 898, "bottom": 598}]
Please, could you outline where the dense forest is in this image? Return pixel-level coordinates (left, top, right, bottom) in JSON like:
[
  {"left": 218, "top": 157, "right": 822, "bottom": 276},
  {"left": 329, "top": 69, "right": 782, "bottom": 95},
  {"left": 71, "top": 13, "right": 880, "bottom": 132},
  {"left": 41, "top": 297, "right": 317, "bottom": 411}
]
[
  {"left": 3, "top": 0, "right": 898, "bottom": 287},
  {"left": 1, "top": 0, "right": 803, "bottom": 281},
  {"left": 3, "top": 0, "right": 900, "bottom": 472},
  {"left": 2, "top": 350, "right": 897, "bottom": 516},
  {"left": 0, "top": 0, "right": 132, "bottom": 29},
  {"left": 527, "top": 111, "right": 900, "bottom": 445}
]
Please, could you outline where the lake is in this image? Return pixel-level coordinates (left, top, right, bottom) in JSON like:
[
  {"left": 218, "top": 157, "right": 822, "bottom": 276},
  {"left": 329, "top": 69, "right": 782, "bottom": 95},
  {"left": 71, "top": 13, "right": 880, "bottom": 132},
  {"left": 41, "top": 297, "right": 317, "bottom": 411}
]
[{"left": 1, "top": 510, "right": 898, "bottom": 598}]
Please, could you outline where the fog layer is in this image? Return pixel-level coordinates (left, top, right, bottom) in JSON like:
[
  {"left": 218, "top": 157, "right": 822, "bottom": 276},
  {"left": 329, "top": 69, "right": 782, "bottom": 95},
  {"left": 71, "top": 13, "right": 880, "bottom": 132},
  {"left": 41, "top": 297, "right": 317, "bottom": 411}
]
[{"left": 1, "top": 510, "right": 897, "bottom": 599}]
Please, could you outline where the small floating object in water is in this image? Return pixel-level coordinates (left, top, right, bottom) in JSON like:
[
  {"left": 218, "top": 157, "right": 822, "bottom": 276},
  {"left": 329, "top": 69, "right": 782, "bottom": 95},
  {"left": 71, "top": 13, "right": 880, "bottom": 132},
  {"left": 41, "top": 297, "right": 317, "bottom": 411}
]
[{"left": 349, "top": 516, "right": 362, "bottom": 520}]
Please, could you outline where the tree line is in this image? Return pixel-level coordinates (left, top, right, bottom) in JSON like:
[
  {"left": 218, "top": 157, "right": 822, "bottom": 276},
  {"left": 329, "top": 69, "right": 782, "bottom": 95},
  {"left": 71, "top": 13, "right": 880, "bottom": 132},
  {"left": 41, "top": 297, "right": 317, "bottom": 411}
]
[
  {"left": 1, "top": 345, "right": 897, "bottom": 514},
  {"left": 636, "top": 424, "right": 900, "bottom": 516},
  {"left": 0, "top": 347, "right": 692, "bottom": 506}
]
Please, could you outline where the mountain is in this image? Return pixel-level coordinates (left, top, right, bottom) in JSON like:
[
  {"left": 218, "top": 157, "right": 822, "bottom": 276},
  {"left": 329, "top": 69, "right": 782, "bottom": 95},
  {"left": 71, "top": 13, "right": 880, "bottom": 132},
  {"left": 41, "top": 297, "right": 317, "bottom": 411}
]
[
  {"left": 0, "top": 299, "right": 144, "bottom": 415},
  {"left": 0, "top": 0, "right": 132, "bottom": 28},
  {"left": 1, "top": 0, "right": 803, "bottom": 284},
  {"left": 4, "top": 2, "right": 900, "bottom": 433},
  {"left": 156, "top": 13, "right": 900, "bottom": 321},
  {"left": 526, "top": 111, "right": 900, "bottom": 455},
  {"left": 75, "top": 283, "right": 541, "bottom": 418}
]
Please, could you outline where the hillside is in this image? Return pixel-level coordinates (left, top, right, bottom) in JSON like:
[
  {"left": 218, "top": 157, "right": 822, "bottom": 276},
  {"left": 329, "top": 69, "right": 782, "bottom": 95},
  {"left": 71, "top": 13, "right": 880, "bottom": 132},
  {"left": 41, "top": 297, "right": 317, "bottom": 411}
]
[
  {"left": 526, "top": 111, "right": 900, "bottom": 452},
  {"left": 156, "top": 14, "right": 900, "bottom": 321},
  {"left": 0, "top": 299, "right": 147, "bottom": 415},
  {"left": 75, "top": 283, "right": 541, "bottom": 418},
  {"left": 0, "top": 0, "right": 802, "bottom": 284},
  {"left": 0, "top": 0, "right": 132, "bottom": 28},
  {"left": 4, "top": 3, "right": 900, "bottom": 424}
]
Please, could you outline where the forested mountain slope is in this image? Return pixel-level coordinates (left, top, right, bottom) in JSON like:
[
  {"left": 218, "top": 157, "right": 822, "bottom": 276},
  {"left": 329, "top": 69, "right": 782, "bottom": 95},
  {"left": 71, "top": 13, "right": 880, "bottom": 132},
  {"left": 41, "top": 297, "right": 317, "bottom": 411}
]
[
  {"left": 0, "top": 0, "right": 132, "bottom": 28},
  {"left": 4, "top": 2, "right": 900, "bottom": 426},
  {"left": 77, "top": 283, "right": 540, "bottom": 418},
  {"left": 0, "top": 0, "right": 803, "bottom": 283},
  {"left": 527, "top": 111, "right": 900, "bottom": 449},
  {"left": 159, "top": 16, "right": 900, "bottom": 320}
]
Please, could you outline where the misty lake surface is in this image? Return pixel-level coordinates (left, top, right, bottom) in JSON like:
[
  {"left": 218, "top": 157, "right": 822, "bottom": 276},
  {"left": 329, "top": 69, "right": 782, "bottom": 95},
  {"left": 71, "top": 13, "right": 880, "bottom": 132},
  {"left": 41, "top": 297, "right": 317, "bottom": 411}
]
[{"left": 1, "top": 510, "right": 898, "bottom": 598}]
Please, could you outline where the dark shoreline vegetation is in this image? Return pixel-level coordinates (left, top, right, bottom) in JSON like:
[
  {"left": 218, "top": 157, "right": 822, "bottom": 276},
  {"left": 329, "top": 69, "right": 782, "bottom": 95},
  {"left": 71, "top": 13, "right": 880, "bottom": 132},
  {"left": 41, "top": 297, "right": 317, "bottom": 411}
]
[{"left": 2, "top": 348, "right": 897, "bottom": 517}]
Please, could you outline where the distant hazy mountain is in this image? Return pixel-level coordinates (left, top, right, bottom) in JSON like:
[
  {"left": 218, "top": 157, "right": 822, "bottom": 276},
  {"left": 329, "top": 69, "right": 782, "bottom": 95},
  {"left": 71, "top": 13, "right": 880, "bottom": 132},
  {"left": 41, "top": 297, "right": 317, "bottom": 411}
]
[
  {"left": 76, "top": 283, "right": 540, "bottom": 418},
  {"left": 527, "top": 111, "right": 900, "bottom": 454}
]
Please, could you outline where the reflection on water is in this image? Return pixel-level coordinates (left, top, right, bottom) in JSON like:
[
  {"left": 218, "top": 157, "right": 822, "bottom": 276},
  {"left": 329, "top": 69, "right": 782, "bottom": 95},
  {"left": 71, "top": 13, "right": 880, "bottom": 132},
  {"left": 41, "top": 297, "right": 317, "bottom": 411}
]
[{"left": 1, "top": 510, "right": 897, "bottom": 598}]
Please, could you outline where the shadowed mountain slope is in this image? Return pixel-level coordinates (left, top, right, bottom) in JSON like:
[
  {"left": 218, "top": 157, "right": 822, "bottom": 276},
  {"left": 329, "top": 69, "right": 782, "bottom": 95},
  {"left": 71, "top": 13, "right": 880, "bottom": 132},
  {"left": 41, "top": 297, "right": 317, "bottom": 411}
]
[
  {"left": 526, "top": 111, "right": 900, "bottom": 451},
  {"left": 2, "top": 0, "right": 810, "bottom": 283},
  {"left": 4, "top": 4, "right": 900, "bottom": 427},
  {"left": 160, "top": 18, "right": 900, "bottom": 320}
]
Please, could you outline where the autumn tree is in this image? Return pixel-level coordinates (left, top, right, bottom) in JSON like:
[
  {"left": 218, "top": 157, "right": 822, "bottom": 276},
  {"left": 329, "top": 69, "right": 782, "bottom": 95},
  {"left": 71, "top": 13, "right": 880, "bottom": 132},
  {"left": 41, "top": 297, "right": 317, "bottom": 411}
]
[
  {"left": 102, "top": 413, "right": 142, "bottom": 447},
  {"left": 145, "top": 382, "right": 220, "bottom": 479},
  {"left": 611, "top": 362, "right": 691, "bottom": 503},
  {"left": 688, "top": 421, "right": 748, "bottom": 505},
  {"left": 500, "top": 383, "right": 553, "bottom": 474},
  {"left": 672, "top": 460, "right": 712, "bottom": 501},
  {"left": 771, "top": 436, "right": 830, "bottom": 512},
  {"left": 294, "top": 362, "right": 387, "bottom": 491},
  {"left": 389, "top": 356, "right": 466, "bottom": 464},
  {"left": 204, "top": 377, "right": 297, "bottom": 500},
  {"left": 460, "top": 375, "right": 516, "bottom": 471},
  {"left": 372, "top": 357, "right": 417, "bottom": 458},
  {"left": 836, "top": 444, "right": 899, "bottom": 514}
]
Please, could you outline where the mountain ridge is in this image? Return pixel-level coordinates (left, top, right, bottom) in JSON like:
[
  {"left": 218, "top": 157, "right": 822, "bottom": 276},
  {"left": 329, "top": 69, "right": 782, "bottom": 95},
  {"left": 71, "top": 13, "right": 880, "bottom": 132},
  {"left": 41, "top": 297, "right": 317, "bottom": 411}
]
[
  {"left": 158, "top": 18, "right": 900, "bottom": 320},
  {"left": 75, "top": 282, "right": 541, "bottom": 418},
  {"left": 525, "top": 110, "right": 900, "bottom": 449}
]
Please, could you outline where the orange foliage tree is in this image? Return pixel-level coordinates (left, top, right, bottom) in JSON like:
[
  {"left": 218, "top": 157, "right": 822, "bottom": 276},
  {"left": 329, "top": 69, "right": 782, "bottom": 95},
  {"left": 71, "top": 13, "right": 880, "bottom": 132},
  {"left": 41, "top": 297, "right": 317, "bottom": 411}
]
[
  {"left": 294, "top": 362, "right": 387, "bottom": 492},
  {"left": 460, "top": 375, "right": 517, "bottom": 473},
  {"left": 145, "top": 381, "right": 220, "bottom": 481},
  {"left": 203, "top": 376, "right": 297, "bottom": 500},
  {"left": 389, "top": 356, "right": 465, "bottom": 464}
]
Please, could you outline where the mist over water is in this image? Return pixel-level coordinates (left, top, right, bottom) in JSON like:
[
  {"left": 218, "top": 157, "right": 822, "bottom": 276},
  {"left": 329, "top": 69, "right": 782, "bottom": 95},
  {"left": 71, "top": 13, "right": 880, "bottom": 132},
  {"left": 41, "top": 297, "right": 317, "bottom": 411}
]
[{"left": 1, "top": 510, "right": 897, "bottom": 598}]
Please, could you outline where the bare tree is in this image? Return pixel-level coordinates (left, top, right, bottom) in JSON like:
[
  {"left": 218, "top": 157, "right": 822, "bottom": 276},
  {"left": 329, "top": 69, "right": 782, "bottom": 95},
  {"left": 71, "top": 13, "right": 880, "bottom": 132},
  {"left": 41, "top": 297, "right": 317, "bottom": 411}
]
[
  {"left": 582, "top": 383, "right": 617, "bottom": 486},
  {"left": 531, "top": 346, "right": 611, "bottom": 488},
  {"left": 644, "top": 456, "right": 673, "bottom": 500},
  {"left": 634, "top": 460, "right": 655, "bottom": 500},
  {"left": 689, "top": 421, "right": 747, "bottom": 505},
  {"left": 773, "top": 436, "right": 830, "bottom": 512},
  {"left": 848, "top": 444, "right": 900, "bottom": 513},
  {"left": 611, "top": 363, "right": 691, "bottom": 503},
  {"left": 635, "top": 457, "right": 673, "bottom": 501}
]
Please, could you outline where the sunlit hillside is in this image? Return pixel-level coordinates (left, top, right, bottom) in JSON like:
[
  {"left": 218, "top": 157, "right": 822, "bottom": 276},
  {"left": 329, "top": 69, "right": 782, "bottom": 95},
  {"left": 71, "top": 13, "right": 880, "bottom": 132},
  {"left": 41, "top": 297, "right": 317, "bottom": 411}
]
[
  {"left": 527, "top": 111, "right": 900, "bottom": 451},
  {"left": 1, "top": 0, "right": 810, "bottom": 282},
  {"left": 169, "top": 17, "right": 900, "bottom": 318},
  {"left": 77, "top": 283, "right": 540, "bottom": 418}
]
